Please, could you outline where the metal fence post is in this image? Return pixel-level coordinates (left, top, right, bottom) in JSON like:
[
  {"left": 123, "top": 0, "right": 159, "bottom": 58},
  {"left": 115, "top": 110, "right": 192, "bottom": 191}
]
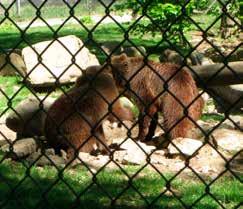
[{"left": 16, "top": 0, "right": 21, "bottom": 16}]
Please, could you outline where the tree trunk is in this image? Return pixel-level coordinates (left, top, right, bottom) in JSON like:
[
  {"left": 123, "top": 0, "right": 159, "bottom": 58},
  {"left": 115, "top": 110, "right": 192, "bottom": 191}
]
[
  {"left": 220, "top": 14, "right": 228, "bottom": 39},
  {"left": 185, "top": 61, "right": 243, "bottom": 87}
]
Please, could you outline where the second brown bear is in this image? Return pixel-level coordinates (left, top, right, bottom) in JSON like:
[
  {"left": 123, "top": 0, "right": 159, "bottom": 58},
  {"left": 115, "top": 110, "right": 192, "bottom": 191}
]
[
  {"left": 45, "top": 65, "right": 127, "bottom": 160},
  {"left": 111, "top": 53, "right": 204, "bottom": 145}
]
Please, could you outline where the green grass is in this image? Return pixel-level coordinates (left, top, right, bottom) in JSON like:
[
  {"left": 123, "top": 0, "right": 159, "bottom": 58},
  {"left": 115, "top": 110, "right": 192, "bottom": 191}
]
[
  {"left": 0, "top": 21, "right": 165, "bottom": 63},
  {"left": 201, "top": 114, "right": 225, "bottom": 122},
  {"left": 0, "top": 76, "right": 74, "bottom": 116},
  {"left": 0, "top": 76, "right": 30, "bottom": 114},
  {"left": 0, "top": 152, "right": 242, "bottom": 209}
]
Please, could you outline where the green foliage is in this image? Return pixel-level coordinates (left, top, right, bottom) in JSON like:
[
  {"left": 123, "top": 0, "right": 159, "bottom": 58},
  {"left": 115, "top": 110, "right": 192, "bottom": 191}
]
[
  {"left": 115, "top": 0, "right": 240, "bottom": 43},
  {"left": 194, "top": 0, "right": 240, "bottom": 17},
  {"left": 240, "top": 1, "right": 243, "bottom": 23},
  {"left": 194, "top": 0, "right": 208, "bottom": 10},
  {"left": 114, "top": 0, "right": 195, "bottom": 45},
  {"left": 80, "top": 16, "right": 94, "bottom": 25},
  {"left": 194, "top": 0, "right": 220, "bottom": 14},
  {"left": 0, "top": 21, "right": 17, "bottom": 33}
]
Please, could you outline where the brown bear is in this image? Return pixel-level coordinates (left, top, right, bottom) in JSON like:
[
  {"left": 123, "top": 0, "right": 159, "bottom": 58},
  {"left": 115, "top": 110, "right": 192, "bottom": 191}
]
[
  {"left": 75, "top": 65, "right": 135, "bottom": 124},
  {"left": 111, "top": 53, "right": 204, "bottom": 145},
  {"left": 45, "top": 65, "right": 127, "bottom": 160}
]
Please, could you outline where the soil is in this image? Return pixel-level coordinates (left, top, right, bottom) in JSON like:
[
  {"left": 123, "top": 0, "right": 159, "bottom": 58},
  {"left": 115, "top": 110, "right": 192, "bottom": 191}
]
[{"left": 103, "top": 118, "right": 242, "bottom": 179}]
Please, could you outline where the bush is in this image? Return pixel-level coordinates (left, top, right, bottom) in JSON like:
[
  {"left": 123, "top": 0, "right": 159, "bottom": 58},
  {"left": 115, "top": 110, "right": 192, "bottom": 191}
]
[
  {"left": 114, "top": 0, "right": 195, "bottom": 45},
  {"left": 80, "top": 16, "right": 94, "bottom": 25}
]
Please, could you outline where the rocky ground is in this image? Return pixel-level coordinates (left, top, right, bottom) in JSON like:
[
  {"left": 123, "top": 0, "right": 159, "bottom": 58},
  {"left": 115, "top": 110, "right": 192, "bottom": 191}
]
[{"left": 0, "top": 113, "right": 242, "bottom": 179}]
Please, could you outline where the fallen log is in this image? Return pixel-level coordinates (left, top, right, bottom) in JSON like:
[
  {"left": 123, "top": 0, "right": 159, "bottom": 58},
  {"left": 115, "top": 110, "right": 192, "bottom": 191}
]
[{"left": 185, "top": 61, "right": 243, "bottom": 87}]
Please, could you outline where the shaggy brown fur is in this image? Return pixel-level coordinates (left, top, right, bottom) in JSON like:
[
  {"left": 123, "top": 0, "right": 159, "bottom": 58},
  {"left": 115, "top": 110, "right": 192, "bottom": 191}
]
[
  {"left": 111, "top": 54, "right": 204, "bottom": 143},
  {"left": 75, "top": 65, "right": 135, "bottom": 123},
  {"left": 45, "top": 66, "right": 122, "bottom": 160}
]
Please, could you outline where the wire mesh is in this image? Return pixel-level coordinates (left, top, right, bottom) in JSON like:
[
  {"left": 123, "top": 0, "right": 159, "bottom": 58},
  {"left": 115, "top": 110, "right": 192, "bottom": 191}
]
[{"left": 0, "top": 0, "right": 242, "bottom": 209}]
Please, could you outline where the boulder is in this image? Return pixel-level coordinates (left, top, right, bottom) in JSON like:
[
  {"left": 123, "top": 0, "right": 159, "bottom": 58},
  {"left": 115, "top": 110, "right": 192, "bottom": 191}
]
[
  {"left": 22, "top": 35, "right": 99, "bottom": 87},
  {"left": 0, "top": 52, "right": 26, "bottom": 76},
  {"left": 159, "top": 49, "right": 212, "bottom": 66},
  {"left": 0, "top": 124, "right": 16, "bottom": 146},
  {"left": 168, "top": 138, "right": 203, "bottom": 157},
  {"left": 0, "top": 114, "right": 17, "bottom": 145},
  {"left": 212, "top": 129, "right": 243, "bottom": 153},
  {"left": 117, "top": 138, "right": 155, "bottom": 165},
  {"left": 1, "top": 138, "right": 37, "bottom": 159},
  {"left": 76, "top": 152, "right": 113, "bottom": 172},
  {"left": 230, "top": 150, "right": 243, "bottom": 176},
  {"left": 6, "top": 97, "right": 55, "bottom": 138}
]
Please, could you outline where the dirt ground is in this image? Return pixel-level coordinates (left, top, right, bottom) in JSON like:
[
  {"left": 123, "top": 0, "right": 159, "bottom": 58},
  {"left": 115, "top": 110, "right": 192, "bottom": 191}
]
[{"left": 103, "top": 118, "right": 243, "bottom": 179}]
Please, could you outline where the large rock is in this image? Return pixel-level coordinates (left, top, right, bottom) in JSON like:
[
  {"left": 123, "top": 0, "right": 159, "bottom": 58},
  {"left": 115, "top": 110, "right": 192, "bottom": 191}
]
[
  {"left": 212, "top": 129, "right": 243, "bottom": 153},
  {"left": 0, "top": 124, "right": 16, "bottom": 146},
  {"left": 22, "top": 35, "right": 99, "bottom": 87},
  {"left": 76, "top": 152, "right": 115, "bottom": 172},
  {"left": 6, "top": 97, "right": 55, "bottom": 138},
  {"left": 115, "top": 138, "right": 155, "bottom": 165},
  {"left": 230, "top": 150, "right": 243, "bottom": 177},
  {"left": 159, "top": 49, "right": 213, "bottom": 66},
  {"left": 0, "top": 52, "right": 26, "bottom": 76},
  {"left": 0, "top": 113, "right": 17, "bottom": 145},
  {"left": 168, "top": 138, "right": 203, "bottom": 157},
  {"left": 0, "top": 138, "right": 37, "bottom": 159}
]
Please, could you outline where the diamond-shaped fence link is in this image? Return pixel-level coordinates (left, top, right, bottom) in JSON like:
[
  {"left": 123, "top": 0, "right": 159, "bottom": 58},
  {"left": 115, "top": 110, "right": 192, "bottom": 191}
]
[{"left": 0, "top": 0, "right": 242, "bottom": 208}]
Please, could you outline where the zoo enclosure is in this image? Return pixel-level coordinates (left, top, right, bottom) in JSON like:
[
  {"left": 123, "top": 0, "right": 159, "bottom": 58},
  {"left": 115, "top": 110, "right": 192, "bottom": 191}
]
[{"left": 0, "top": 0, "right": 242, "bottom": 209}]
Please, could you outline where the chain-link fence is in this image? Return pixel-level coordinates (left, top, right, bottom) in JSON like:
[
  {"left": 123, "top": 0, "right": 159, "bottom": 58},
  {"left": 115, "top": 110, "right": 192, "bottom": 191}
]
[
  {"left": 0, "top": 0, "right": 113, "bottom": 18},
  {"left": 0, "top": 0, "right": 242, "bottom": 208}
]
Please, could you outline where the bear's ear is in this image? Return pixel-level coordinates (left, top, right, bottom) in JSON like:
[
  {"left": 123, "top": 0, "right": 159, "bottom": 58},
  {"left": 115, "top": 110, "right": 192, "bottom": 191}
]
[
  {"left": 119, "top": 53, "right": 128, "bottom": 61},
  {"left": 100, "top": 64, "right": 112, "bottom": 75},
  {"left": 111, "top": 53, "right": 128, "bottom": 63}
]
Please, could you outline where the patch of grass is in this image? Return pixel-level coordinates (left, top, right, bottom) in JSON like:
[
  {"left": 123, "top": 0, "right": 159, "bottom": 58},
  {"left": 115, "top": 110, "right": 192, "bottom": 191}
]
[
  {"left": 0, "top": 22, "right": 164, "bottom": 63},
  {"left": 0, "top": 76, "right": 70, "bottom": 115},
  {"left": 0, "top": 76, "right": 30, "bottom": 114},
  {"left": 0, "top": 152, "right": 242, "bottom": 209},
  {"left": 201, "top": 113, "right": 225, "bottom": 122}
]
